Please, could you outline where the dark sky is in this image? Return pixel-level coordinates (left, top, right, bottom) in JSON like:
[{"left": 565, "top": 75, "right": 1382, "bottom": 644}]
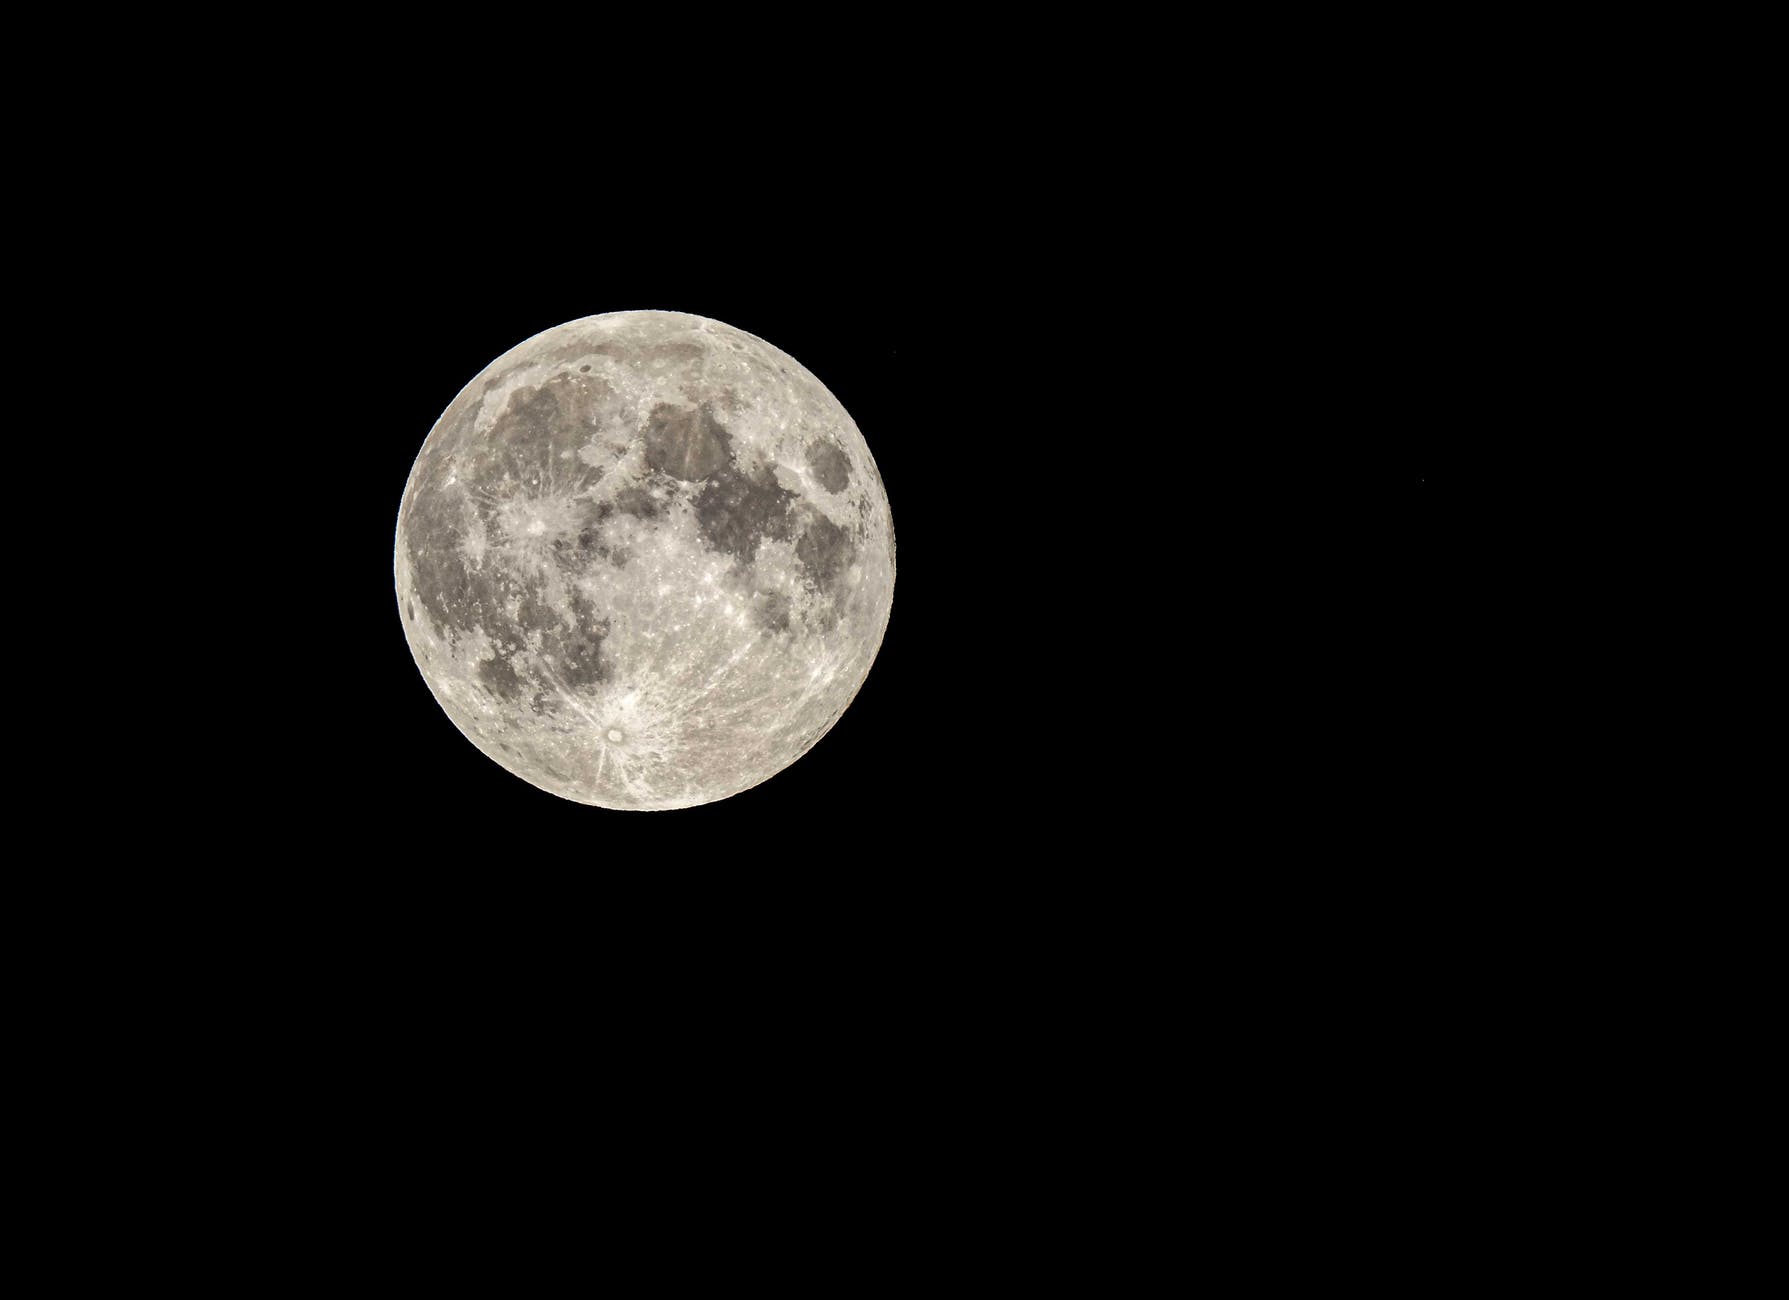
[{"left": 204, "top": 116, "right": 1459, "bottom": 898}]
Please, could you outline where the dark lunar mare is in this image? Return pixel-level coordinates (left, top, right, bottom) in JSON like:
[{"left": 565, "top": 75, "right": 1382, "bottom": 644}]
[
  {"left": 403, "top": 374, "right": 620, "bottom": 703},
  {"left": 806, "top": 438, "right": 851, "bottom": 493},
  {"left": 796, "top": 514, "right": 855, "bottom": 590},
  {"left": 642, "top": 403, "right": 730, "bottom": 481},
  {"left": 693, "top": 459, "right": 798, "bottom": 565}
]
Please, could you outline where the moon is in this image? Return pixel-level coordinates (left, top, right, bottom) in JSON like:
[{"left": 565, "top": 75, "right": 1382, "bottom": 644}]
[{"left": 394, "top": 310, "right": 895, "bottom": 810}]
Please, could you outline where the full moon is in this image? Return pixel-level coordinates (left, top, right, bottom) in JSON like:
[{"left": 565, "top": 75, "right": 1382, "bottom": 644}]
[{"left": 394, "top": 311, "right": 895, "bottom": 810}]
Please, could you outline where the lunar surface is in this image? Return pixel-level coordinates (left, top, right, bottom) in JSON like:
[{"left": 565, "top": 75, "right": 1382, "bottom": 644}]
[{"left": 394, "top": 311, "right": 895, "bottom": 809}]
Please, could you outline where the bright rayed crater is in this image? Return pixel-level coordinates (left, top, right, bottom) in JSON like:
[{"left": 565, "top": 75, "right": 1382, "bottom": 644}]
[{"left": 394, "top": 311, "right": 895, "bottom": 809}]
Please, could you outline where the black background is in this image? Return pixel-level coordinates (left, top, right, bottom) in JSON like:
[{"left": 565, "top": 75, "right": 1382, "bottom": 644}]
[
  {"left": 15, "top": 53, "right": 1532, "bottom": 1245},
  {"left": 15, "top": 31, "right": 1614, "bottom": 1243},
  {"left": 277, "top": 214, "right": 1095, "bottom": 885},
  {"left": 239, "top": 184, "right": 1450, "bottom": 866},
  {"left": 189, "top": 75, "right": 1456, "bottom": 960}
]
